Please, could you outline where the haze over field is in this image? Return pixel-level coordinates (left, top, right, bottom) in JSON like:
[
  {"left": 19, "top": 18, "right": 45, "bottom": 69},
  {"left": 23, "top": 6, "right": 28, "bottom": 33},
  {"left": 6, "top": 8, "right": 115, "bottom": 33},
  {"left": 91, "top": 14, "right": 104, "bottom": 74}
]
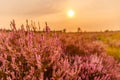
[{"left": 0, "top": 0, "right": 120, "bottom": 31}]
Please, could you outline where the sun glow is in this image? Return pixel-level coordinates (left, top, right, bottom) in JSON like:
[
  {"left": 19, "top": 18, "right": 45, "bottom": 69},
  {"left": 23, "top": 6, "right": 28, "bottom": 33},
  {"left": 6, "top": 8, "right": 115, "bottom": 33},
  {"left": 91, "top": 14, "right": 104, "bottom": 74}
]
[{"left": 68, "top": 10, "right": 75, "bottom": 17}]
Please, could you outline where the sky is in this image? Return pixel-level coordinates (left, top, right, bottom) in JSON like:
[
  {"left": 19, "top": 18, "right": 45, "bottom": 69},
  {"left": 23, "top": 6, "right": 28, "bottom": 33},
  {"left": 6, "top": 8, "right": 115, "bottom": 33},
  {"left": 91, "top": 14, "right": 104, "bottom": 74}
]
[{"left": 0, "top": 0, "right": 120, "bottom": 32}]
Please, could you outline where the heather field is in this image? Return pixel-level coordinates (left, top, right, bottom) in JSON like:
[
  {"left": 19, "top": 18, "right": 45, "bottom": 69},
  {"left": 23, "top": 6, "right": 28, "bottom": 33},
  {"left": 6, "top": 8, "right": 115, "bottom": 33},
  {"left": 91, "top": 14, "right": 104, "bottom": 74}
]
[
  {"left": 0, "top": 21, "right": 120, "bottom": 80},
  {"left": 1, "top": 0, "right": 120, "bottom": 80}
]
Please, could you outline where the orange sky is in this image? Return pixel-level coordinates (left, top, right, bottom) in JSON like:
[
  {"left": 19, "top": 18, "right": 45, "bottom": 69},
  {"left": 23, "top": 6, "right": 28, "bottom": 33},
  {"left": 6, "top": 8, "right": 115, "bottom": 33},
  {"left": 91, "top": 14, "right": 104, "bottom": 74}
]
[{"left": 0, "top": 0, "right": 120, "bottom": 32}]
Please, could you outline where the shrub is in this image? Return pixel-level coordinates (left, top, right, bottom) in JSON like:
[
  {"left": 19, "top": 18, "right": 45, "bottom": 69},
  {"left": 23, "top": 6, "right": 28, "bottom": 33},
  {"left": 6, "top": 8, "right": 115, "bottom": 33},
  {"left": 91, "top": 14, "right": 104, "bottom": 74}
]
[{"left": 0, "top": 28, "right": 119, "bottom": 80}]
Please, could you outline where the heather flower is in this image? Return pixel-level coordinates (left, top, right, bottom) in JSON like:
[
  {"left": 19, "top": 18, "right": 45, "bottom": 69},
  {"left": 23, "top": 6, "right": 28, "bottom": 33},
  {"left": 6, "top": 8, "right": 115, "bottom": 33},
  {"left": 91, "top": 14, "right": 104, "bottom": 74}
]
[{"left": 0, "top": 25, "right": 119, "bottom": 80}]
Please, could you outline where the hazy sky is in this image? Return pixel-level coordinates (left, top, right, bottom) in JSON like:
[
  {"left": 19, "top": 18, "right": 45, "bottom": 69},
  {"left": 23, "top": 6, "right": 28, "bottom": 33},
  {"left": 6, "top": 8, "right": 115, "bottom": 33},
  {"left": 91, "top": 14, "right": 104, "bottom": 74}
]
[{"left": 0, "top": 0, "right": 120, "bottom": 31}]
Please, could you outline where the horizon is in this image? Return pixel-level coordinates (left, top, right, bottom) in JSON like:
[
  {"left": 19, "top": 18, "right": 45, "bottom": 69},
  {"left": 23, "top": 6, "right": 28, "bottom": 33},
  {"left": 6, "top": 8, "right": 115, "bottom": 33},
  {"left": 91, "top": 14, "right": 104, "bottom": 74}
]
[{"left": 0, "top": 0, "right": 120, "bottom": 32}]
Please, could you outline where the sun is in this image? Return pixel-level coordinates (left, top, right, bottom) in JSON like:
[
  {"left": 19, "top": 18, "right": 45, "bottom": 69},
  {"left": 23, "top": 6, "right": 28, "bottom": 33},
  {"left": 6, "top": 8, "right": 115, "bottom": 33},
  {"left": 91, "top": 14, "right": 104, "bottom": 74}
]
[{"left": 68, "top": 10, "right": 75, "bottom": 17}]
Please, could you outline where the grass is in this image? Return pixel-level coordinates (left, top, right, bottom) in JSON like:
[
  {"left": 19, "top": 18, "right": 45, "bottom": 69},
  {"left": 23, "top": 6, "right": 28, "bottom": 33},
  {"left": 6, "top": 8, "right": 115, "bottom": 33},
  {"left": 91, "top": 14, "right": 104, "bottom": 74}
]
[
  {"left": 96, "top": 31, "right": 120, "bottom": 61},
  {"left": 107, "top": 47, "right": 120, "bottom": 61}
]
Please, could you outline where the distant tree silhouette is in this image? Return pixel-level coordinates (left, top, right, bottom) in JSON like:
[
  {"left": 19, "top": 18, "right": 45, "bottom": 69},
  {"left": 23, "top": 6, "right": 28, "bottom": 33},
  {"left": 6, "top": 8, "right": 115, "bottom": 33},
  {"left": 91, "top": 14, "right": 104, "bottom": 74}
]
[
  {"left": 105, "top": 29, "right": 109, "bottom": 32},
  {"left": 63, "top": 28, "right": 66, "bottom": 33},
  {"left": 77, "top": 27, "right": 81, "bottom": 32}
]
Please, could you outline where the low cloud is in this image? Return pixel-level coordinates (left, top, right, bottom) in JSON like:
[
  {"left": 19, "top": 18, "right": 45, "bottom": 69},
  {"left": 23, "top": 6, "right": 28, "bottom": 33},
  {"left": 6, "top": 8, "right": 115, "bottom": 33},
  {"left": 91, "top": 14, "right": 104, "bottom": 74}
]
[{"left": 0, "top": 0, "right": 68, "bottom": 16}]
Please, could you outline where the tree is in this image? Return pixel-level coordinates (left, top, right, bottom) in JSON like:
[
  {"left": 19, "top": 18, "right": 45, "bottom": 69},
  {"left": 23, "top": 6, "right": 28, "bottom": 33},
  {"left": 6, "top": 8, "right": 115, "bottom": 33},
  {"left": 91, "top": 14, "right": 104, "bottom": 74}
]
[
  {"left": 63, "top": 28, "right": 66, "bottom": 33},
  {"left": 77, "top": 27, "right": 81, "bottom": 32}
]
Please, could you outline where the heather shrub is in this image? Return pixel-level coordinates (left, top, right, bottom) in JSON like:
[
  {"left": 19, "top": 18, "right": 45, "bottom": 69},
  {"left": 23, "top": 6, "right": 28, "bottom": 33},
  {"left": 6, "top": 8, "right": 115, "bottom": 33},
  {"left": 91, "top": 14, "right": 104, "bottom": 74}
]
[
  {"left": 0, "top": 29, "right": 63, "bottom": 80},
  {"left": 63, "top": 40, "right": 105, "bottom": 56},
  {"left": 60, "top": 34, "right": 106, "bottom": 56},
  {"left": 0, "top": 28, "right": 119, "bottom": 80},
  {"left": 83, "top": 41, "right": 106, "bottom": 55},
  {"left": 65, "top": 44, "right": 84, "bottom": 56},
  {"left": 52, "top": 54, "right": 119, "bottom": 80}
]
